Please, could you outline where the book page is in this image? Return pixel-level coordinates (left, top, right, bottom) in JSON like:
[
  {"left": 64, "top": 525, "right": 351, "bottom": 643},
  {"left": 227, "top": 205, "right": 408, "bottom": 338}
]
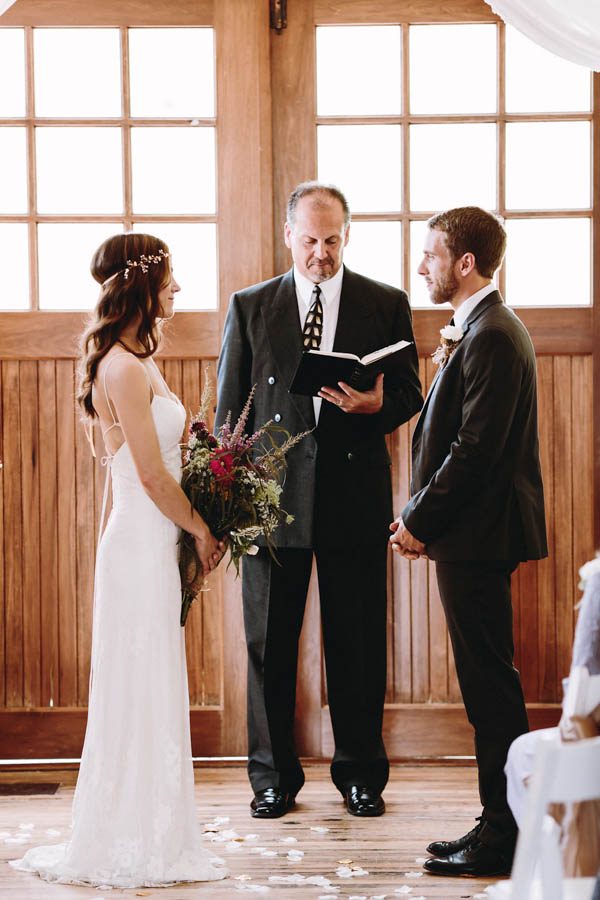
[
  {"left": 361, "top": 340, "right": 411, "bottom": 366},
  {"left": 307, "top": 349, "right": 360, "bottom": 361}
]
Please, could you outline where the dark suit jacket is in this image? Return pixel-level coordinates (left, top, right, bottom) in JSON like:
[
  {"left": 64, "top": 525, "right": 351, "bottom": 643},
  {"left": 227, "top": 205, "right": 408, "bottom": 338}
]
[
  {"left": 216, "top": 266, "right": 423, "bottom": 549},
  {"left": 402, "top": 291, "right": 547, "bottom": 562}
]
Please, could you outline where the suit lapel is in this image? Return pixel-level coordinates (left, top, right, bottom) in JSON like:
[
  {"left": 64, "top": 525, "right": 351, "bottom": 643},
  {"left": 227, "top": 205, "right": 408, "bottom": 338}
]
[
  {"left": 261, "top": 268, "right": 315, "bottom": 430},
  {"left": 332, "top": 267, "right": 376, "bottom": 355}
]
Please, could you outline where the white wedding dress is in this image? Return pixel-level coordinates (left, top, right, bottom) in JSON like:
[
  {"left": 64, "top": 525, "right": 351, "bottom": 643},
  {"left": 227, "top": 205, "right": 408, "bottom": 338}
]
[{"left": 11, "top": 360, "right": 226, "bottom": 888}]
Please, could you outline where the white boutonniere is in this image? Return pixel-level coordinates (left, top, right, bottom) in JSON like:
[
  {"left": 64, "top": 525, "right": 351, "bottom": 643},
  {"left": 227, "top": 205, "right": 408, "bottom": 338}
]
[
  {"left": 432, "top": 324, "right": 464, "bottom": 368},
  {"left": 578, "top": 554, "right": 600, "bottom": 590}
]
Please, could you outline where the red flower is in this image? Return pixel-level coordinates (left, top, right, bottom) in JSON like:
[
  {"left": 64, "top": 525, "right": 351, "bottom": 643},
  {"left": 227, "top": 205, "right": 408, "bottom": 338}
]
[{"left": 209, "top": 450, "right": 236, "bottom": 485}]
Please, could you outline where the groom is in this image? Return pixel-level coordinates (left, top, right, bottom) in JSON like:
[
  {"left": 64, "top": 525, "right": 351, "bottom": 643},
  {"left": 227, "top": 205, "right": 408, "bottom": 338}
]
[
  {"left": 390, "top": 207, "right": 547, "bottom": 877},
  {"left": 217, "top": 181, "right": 422, "bottom": 819}
]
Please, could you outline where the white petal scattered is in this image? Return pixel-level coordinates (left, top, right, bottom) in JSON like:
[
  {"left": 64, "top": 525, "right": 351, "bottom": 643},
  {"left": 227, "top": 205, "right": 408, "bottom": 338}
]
[
  {"left": 286, "top": 849, "right": 305, "bottom": 860},
  {"left": 225, "top": 841, "right": 243, "bottom": 852},
  {"left": 279, "top": 836, "right": 298, "bottom": 843},
  {"left": 403, "top": 872, "right": 424, "bottom": 878},
  {"left": 311, "top": 826, "right": 329, "bottom": 833},
  {"left": 249, "top": 847, "right": 267, "bottom": 854},
  {"left": 306, "top": 875, "right": 336, "bottom": 888},
  {"left": 245, "top": 833, "right": 260, "bottom": 840},
  {"left": 336, "top": 865, "right": 369, "bottom": 878},
  {"left": 214, "top": 816, "right": 230, "bottom": 824},
  {"left": 18, "top": 823, "right": 34, "bottom": 830},
  {"left": 370, "top": 896, "right": 387, "bottom": 899},
  {"left": 260, "top": 849, "right": 278, "bottom": 857},
  {"left": 414, "top": 857, "right": 427, "bottom": 864},
  {"left": 269, "top": 875, "right": 307, "bottom": 884},
  {"left": 45, "top": 828, "right": 61, "bottom": 836},
  {"left": 234, "top": 875, "right": 252, "bottom": 881},
  {"left": 97, "top": 885, "right": 113, "bottom": 891},
  {"left": 349, "top": 896, "right": 367, "bottom": 900},
  {"left": 393, "top": 889, "right": 413, "bottom": 896},
  {"left": 235, "top": 885, "right": 270, "bottom": 894},
  {"left": 5, "top": 836, "right": 28, "bottom": 844},
  {"left": 0, "top": 831, "right": 11, "bottom": 838}
]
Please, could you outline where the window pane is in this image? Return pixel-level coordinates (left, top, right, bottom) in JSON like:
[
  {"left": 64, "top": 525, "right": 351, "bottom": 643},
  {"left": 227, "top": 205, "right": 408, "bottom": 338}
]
[
  {"left": 505, "top": 218, "right": 590, "bottom": 306},
  {"left": 38, "top": 223, "right": 122, "bottom": 310},
  {"left": 318, "top": 125, "right": 401, "bottom": 213},
  {"left": 129, "top": 28, "right": 215, "bottom": 118},
  {"left": 316, "top": 26, "right": 401, "bottom": 116},
  {"left": 410, "top": 124, "right": 496, "bottom": 212},
  {"left": 410, "top": 24, "right": 496, "bottom": 114},
  {"left": 0, "top": 29, "right": 26, "bottom": 116},
  {"left": 0, "top": 224, "right": 29, "bottom": 309},
  {"left": 343, "top": 221, "right": 402, "bottom": 289},
  {"left": 133, "top": 222, "right": 217, "bottom": 310},
  {"left": 34, "top": 28, "right": 121, "bottom": 117},
  {"left": 506, "top": 122, "right": 590, "bottom": 210},
  {"left": 0, "top": 128, "right": 27, "bottom": 213},
  {"left": 36, "top": 127, "right": 123, "bottom": 213},
  {"left": 505, "top": 25, "right": 591, "bottom": 113},
  {"left": 131, "top": 127, "right": 215, "bottom": 214}
]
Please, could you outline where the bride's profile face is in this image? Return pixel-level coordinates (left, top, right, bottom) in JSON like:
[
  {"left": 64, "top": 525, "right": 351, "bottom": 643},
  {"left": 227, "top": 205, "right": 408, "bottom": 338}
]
[{"left": 158, "top": 264, "right": 181, "bottom": 319}]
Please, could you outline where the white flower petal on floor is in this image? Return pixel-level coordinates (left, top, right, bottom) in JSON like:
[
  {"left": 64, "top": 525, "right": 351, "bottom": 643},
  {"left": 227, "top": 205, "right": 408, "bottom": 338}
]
[
  {"left": 5, "top": 836, "right": 28, "bottom": 844},
  {"left": 225, "top": 841, "right": 243, "bottom": 851},
  {"left": 0, "top": 832, "right": 11, "bottom": 838},
  {"left": 414, "top": 857, "right": 427, "bottom": 864},
  {"left": 393, "top": 888, "right": 413, "bottom": 895},
  {"left": 279, "top": 836, "right": 298, "bottom": 843},
  {"left": 18, "top": 823, "right": 34, "bottom": 830},
  {"left": 403, "top": 871, "right": 424, "bottom": 877},
  {"left": 234, "top": 874, "right": 252, "bottom": 881},
  {"left": 311, "top": 825, "right": 330, "bottom": 833},
  {"left": 336, "top": 865, "right": 369, "bottom": 878},
  {"left": 245, "top": 833, "right": 259, "bottom": 840},
  {"left": 286, "top": 849, "right": 304, "bottom": 860},
  {"left": 260, "top": 849, "right": 278, "bottom": 857},
  {"left": 45, "top": 828, "right": 61, "bottom": 836},
  {"left": 249, "top": 847, "right": 267, "bottom": 854},
  {"left": 235, "top": 884, "right": 270, "bottom": 893}
]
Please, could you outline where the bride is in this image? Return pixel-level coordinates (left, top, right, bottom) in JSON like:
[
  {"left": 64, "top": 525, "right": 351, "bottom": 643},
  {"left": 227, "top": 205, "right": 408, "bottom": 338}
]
[{"left": 11, "top": 233, "right": 227, "bottom": 888}]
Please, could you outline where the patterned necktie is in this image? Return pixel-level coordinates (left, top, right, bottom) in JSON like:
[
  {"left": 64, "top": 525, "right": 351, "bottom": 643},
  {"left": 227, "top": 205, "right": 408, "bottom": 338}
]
[{"left": 302, "top": 285, "right": 323, "bottom": 350}]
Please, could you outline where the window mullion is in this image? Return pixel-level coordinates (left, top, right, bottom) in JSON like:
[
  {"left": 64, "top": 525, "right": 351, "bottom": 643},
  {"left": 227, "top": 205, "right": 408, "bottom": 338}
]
[{"left": 121, "top": 25, "right": 132, "bottom": 229}]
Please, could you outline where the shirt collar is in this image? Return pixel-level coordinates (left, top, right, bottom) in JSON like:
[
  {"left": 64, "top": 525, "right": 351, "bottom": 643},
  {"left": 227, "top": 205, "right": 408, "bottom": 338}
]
[
  {"left": 453, "top": 281, "right": 496, "bottom": 331},
  {"left": 293, "top": 264, "right": 344, "bottom": 306}
]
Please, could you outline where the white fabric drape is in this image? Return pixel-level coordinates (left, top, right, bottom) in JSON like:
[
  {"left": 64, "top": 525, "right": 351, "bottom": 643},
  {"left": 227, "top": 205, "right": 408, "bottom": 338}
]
[
  {"left": 487, "top": 0, "right": 600, "bottom": 70},
  {"left": 0, "top": 1, "right": 17, "bottom": 14}
]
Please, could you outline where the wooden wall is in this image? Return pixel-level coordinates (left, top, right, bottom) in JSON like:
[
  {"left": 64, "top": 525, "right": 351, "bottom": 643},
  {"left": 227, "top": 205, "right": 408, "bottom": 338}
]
[{"left": 0, "top": 350, "right": 593, "bottom": 757}]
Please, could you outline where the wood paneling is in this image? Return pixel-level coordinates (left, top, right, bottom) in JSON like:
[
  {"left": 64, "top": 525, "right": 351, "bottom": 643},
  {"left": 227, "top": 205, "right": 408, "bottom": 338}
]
[
  {"left": 0, "top": 0, "right": 214, "bottom": 26},
  {"left": 0, "top": 353, "right": 590, "bottom": 757}
]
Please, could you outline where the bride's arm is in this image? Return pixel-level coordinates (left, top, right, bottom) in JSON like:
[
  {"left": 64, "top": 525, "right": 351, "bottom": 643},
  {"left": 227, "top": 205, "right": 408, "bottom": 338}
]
[{"left": 104, "top": 356, "right": 224, "bottom": 573}]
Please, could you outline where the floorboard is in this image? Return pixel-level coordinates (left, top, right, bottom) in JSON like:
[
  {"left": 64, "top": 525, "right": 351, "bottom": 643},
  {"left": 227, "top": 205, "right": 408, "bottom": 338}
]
[{"left": 0, "top": 764, "right": 501, "bottom": 898}]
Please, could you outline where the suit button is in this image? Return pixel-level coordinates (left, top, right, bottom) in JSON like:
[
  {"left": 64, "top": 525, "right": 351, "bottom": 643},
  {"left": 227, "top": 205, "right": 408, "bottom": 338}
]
[
  {"left": 347, "top": 452, "right": 354, "bottom": 461},
  {"left": 268, "top": 376, "right": 276, "bottom": 385},
  {"left": 274, "top": 413, "right": 281, "bottom": 423}
]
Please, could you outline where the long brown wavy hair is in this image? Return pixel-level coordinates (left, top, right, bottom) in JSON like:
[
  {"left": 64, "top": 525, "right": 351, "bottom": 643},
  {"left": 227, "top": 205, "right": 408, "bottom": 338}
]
[{"left": 77, "top": 233, "right": 171, "bottom": 418}]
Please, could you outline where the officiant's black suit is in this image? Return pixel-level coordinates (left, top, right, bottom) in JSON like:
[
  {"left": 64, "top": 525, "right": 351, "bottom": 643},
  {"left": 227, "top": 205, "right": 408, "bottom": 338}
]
[
  {"left": 216, "top": 266, "right": 422, "bottom": 797},
  {"left": 402, "top": 290, "right": 547, "bottom": 850}
]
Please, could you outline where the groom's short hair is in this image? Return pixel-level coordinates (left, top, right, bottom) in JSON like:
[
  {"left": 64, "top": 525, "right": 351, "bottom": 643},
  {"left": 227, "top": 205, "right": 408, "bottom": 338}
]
[
  {"left": 287, "top": 181, "right": 351, "bottom": 228},
  {"left": 428, "top": 207, "right": 506, "bottom": 279}
]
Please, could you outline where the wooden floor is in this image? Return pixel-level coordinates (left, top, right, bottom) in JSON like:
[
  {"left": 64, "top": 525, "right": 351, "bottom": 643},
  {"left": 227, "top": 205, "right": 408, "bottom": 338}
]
[{"left": 1, "top": 763, "right": 500, "bottom": 899}]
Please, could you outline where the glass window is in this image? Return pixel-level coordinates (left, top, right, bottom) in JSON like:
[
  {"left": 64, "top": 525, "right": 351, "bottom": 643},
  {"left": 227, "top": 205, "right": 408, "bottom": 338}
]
[
  {"left": 505, "top": 218, "right": 590, "bottom": 306},
  {"left": 38, "top": 222, "right": 123, "bottom": 310},
  {"left": 0, "top": 127, "right": 28, "bottom": 213},
  {"left": 506, "top": 122, "right": 590, "bottom": 210},
  {"left": 131, "top": 127, "right": 215, "bottom": 214},
  {"left": 34, "top": 28, "right": 121, "bottom": 117},
  {"left": 133, "top": 222, "right": 217, "bottom": 310},
  {"left": 36, "top": 127, "right": 123, "bottom": 214},
  {"left": 129, "top": 28, "right": 215, "bottom": 118},
  {"left": 318, "top": 124, "right": 402, "bottom": 212},
  {"left": 410, "top": 24, "right": 496, "bottom": 114},
  {"left": 317, "top": 25, "right": 401, "bottom": 116},
  {"left": 0, "top": 29, "right": 26, "bottom": 116},
  {"left": 410, "top": 123, "right": 497, "bottom": 212},
  {"left": 344, "top": 221, "right": 402, "bottom": 289},
  {"left": 505, "top": 25, "right": 591, "bottom": 113},
  {"left": 0, "top": 224, "right": 29, "bottom": 310}
]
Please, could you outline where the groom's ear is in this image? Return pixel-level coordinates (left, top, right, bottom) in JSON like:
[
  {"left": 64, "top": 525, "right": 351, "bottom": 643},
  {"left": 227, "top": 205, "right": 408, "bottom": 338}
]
[
  {"left": 284, "top": 221, "right": 293, "bottom": 249},
  {"left": 458, "top": 252, "right": 476, "bottom": 277}
]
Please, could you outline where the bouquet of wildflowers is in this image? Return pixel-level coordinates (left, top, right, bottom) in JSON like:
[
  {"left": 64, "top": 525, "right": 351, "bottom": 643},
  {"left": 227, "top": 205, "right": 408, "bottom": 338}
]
[{"left": 179, "top": 381, "right": 308, "bottom": 625}]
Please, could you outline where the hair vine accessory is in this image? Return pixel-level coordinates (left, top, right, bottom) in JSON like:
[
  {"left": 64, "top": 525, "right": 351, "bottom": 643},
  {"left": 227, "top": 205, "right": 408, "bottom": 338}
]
[{"left": 102, "top": 248, "right": 170, "bottom": 286}]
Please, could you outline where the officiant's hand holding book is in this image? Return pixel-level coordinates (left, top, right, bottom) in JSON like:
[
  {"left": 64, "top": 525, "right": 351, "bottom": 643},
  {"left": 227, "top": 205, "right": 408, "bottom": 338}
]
[{"left": 289, "top": 339, "right": 412, "bottom": 398}]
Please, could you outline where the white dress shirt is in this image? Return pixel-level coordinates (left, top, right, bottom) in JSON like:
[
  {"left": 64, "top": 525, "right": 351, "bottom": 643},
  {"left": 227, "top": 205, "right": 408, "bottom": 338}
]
[
  {"left": 453, "top": 281, "right": 497, "bottom": 331},
  {"left": 293, "top": 264, "right": 344, "bottom": 422}
]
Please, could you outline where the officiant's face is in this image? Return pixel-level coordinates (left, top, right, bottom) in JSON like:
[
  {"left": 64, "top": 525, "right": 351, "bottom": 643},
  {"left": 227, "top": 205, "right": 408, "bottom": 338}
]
[
  {"left": 418, "top": 227, "right": 460, "bottom": 305},
  {"left": 284, "top": 196, "right": 350, "bottom": 284}
]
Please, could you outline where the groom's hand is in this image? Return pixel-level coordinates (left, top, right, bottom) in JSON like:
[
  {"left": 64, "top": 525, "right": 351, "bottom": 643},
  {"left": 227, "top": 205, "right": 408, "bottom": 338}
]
[
  {"left": 389, "top": 516, "right": 426, "bottom": 559},
  {"left": 319, "top": 372, "right": 384, "bottom": 415}
]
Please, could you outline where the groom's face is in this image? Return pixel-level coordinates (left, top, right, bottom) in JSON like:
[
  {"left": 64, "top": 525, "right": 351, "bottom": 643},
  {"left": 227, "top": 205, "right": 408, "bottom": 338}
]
[
  {"left": 418, "top": 227, "right": 460, "bottom": 305},
  {"left": 284, "top": 196, "right": 350, "bottom": 284}
]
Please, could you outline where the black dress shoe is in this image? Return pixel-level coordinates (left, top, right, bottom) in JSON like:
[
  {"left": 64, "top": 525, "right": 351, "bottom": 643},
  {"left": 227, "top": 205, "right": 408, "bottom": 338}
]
[
  {"left": 250, "top": 787, "right": 295, "bottom": 818},
  {"left": 344, "top": 785, "right": 385, "bottom": 817},
  {"left": 426, "top": 818, "right": 482, "bottom": 856},
  {"left": 423, "top": 839, "right": 512, "bottom": 877}
]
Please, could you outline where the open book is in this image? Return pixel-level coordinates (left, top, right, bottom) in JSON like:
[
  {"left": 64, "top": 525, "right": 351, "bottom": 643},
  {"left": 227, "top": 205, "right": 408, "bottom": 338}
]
[{"left": 289, "top": 339, "right": 412, "bottom": 397}]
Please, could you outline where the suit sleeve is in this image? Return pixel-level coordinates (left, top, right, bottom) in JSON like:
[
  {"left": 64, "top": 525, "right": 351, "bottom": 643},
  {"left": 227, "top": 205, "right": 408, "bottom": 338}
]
[
  {"left": 372, "top": 292, "right": 423, "bottom": 433},
  {"left": 215, "top": 293, "right": 252, "bottom": 431},
  {"left": 402, "top": 328, "right": 523, "bottom": 544}
]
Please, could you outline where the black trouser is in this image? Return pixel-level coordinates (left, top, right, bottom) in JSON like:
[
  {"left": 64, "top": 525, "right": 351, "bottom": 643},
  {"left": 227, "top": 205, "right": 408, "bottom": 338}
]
[
  {"left": 435, "top": 559, "right": 530, "bottom": 851},
  {"left": 242, "top": 545, "right": 389, "bottom": 798}
]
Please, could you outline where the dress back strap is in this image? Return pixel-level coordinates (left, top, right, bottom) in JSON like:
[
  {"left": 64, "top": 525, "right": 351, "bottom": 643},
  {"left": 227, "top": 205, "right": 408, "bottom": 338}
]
[{"left": 101, "top": 352, "right": 154, "bottom": 438}]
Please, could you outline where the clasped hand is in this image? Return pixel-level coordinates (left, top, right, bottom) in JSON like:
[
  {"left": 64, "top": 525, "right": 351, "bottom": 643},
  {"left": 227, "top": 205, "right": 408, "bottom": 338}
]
[
  {"left": 318, "top": 372, "right": 384, "bottom": 415},
  {"left": 194, "top": 528, "right": 227, "bottom": 579},
  {"left": 389, "top": 516, "right": 426, "bottom": 560}
]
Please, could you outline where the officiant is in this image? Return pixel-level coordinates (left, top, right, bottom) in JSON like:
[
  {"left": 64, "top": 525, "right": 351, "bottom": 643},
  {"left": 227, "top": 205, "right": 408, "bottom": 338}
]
[{"left": 216, "top": 181, "right": 422, "bottom": 819}]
